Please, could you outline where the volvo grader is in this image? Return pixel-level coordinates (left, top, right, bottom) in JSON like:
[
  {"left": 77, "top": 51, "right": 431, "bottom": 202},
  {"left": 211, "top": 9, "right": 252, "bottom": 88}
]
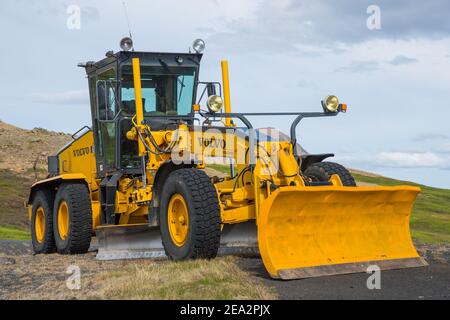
[{"left": 27, "top": 38, "right": 426, "bottom": 279}]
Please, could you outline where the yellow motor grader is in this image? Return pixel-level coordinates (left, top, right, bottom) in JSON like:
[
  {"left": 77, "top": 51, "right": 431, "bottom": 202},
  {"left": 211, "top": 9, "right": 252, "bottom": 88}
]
[{"left": 28, "top": 38, "right": 426, "bottom": 279}]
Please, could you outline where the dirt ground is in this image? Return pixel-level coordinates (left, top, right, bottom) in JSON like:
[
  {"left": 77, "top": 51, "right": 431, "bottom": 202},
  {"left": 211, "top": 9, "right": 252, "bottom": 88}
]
[
  {"left": 1, "top": 240, "right": 449, "bottom": 300},
  {"left": 0, "top": 240, "right": 274, "bottom": 300},
  {"left": 0, "top": 240, "right": 135, "bottom": 299},
  {"left": 1, "top": 251, "right": 120, "bottom": 299},
  {"left": 0, "top": 121, "right": 70, "bottom": 176}
]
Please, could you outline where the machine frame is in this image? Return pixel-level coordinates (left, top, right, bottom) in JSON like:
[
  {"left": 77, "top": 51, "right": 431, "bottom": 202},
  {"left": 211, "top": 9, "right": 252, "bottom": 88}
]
[{"left": 27, "top": 47, "right": 425, "bottom": 279}]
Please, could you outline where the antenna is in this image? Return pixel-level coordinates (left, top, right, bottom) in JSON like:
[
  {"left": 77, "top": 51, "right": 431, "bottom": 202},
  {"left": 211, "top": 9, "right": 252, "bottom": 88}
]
[{"left": 122, "top": 1, "right": 133, "bottom": 39}]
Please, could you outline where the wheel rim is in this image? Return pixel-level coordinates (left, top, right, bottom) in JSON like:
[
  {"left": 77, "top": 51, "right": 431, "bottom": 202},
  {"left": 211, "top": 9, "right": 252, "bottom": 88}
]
[
  {"left": 57, "top": 200, "right": 69, "bottom": 240},
  {"left": 35, "top": 207, "right": 45, "bottom": 243},
  {"left": 168, "top": 194, "right": 189, "bottom": 247},
  {"left": 329, "top": 174, "right": 343, "bottom": 186}
]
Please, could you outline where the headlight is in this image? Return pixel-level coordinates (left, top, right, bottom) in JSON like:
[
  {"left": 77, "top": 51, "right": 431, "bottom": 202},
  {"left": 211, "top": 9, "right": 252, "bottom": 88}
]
[
  {"left": 120, "top": 37, "right": 133, "bottom": 51},
  {"left": 323, "top": 95, "right": 340, "bottom": 112},
  {"left": 192, "top": 39, "right": 206, "bottom": 54},
  {"left": 207, "top": 95, "right": 223, "bottom": 113}
]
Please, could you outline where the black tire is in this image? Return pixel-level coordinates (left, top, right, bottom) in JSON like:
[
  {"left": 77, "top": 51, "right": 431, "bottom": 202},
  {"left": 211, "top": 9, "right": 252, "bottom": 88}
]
[
  {"left": 53, "top": 183, "right": 92, "bottom": 254},
  {"left": 304, "top": 161, "right": 356, "bottom": 186},
  {"left": 31, "top": 189, "right": 56, "bottom": 254},
  {"left": 160, "top": 168, "right": 221, "bottom": 260}
]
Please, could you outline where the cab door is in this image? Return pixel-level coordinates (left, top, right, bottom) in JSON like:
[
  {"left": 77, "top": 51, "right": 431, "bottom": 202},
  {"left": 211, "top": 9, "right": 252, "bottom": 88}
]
[{"left": 89, "top": 67, "right": 118, "bottom": 177}]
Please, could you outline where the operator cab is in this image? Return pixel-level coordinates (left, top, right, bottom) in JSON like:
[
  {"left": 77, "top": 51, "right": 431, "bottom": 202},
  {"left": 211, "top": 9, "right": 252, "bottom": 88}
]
[{"left": 81, "top": 49, "right": 202, "bottom": 177}]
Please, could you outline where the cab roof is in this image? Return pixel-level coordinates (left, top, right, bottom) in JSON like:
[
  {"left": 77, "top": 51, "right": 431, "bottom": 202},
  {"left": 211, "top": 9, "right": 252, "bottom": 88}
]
[{"left": 83, "top": 51, "right": 203, "bottom": 75}]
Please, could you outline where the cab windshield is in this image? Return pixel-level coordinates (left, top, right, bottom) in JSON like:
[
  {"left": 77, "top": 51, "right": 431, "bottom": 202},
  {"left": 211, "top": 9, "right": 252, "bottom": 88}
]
[{"left": 120, "top": 65, "right": 196, "bottom": 116}]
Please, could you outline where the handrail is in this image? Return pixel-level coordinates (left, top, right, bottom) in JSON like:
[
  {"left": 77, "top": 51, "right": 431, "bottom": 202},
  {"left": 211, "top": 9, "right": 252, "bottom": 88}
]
[
  {"left": 210, "top": 111, "right": 339, "bottom": 163},
  {"left": 71, "top": 126, "right": 91, "bottom": 139}
]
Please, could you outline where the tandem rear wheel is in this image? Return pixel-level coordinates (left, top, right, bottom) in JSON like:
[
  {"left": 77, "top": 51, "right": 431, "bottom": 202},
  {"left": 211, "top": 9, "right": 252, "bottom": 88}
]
[
  {"left": 30, "top": 182, "right": 92, "bottom": 255},
  {"left": 53, "top": 183, "right": 93, "bottom": 254},
  {"left": 31, "top": 189, "right": 56, "bottom": 254}
]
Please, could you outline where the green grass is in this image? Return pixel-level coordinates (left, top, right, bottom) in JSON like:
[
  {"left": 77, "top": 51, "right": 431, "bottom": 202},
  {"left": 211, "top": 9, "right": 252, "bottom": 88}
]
[
  {"left": 0, "top": 170, "right": 31, "bottom": 235},
  {"left": 207, "top": 164, "right": 233, "bottom": 175},
  {"left": 98, "top": 257, "right": 276, "bottom": 299},
  {"left": 0, "top": 225, "right": 30, "bottom": 240},
  {"left": 0, "top": 176, "right": 24, "bottom": 197},
  {"left": 205, "top": 166, "right": 450, "bottom": 244},
  {"left": 353, "top": 173, "right": 450, "bottom": 244},
  {"left": 1, "top": 165, "right": 449, "bottom": 245}
]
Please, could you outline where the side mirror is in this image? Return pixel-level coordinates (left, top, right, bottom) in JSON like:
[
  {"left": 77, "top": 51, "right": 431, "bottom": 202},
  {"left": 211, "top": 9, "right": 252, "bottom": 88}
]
[
  {"left": 196, "top": 81, "right": 222, "bottom": 105},
  {"left": 206, "top": 83, "right": 216, "bottom": 97}
]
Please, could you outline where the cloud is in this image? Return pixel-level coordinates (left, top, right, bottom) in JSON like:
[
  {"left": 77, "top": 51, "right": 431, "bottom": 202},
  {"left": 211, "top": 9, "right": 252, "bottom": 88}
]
[
  {"left": 334, "top": 60, "right": 381, "bottom": 73},
  {"left": 31, "top": 90, "right": 89, "bottom": 105},
  {"left": 1, "top": 0, "right": 450, "bottom": 188},
  {"left": 0, "top": 0, "right": 65, "bottom": 19},
  {"left": 389, "top": 55, "right": 418, "bottom": 65},
  {"left": 294, "top": 79, "right": 316, "bottom": 88},
  {"left": 376, "top": 151, "right": 448, "bottom": 168},
  {"left": 413, "top": 133, "right": 449, "bottom": 142},
  {"left": 411, "top": 134, "right": 450, "bottom": 156},
  {"left": 81, "top": 6, "right": 101, "bottom": 23},
  {"left": 337, "top": 150, "right": 450, "bottom": 169},
  {"left": 440, "top": 143, "right": 450, "bottom": 154},
  {"left": 207, "top": 0, "right": 450, "bottom": 55}
]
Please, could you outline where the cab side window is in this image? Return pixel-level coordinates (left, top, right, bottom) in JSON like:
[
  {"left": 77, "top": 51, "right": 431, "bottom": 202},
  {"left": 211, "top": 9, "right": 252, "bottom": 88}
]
[
  {"left": 97, "top": 69, "right": 117, "bottom": 121},
  {"left": 96, "top": 68, "right": 117, "bottom": 169}
]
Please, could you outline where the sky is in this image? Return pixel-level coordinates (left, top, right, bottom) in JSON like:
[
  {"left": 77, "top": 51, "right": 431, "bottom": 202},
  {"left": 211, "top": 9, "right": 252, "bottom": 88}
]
[{"left": 0, "top": 0, "right": 449, "bottom": 188}]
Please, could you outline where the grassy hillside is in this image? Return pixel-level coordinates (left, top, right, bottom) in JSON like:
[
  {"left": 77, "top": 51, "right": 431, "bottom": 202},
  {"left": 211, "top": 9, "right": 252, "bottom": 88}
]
[
  {"left": 0, "top": 121, "right": 70, "bottom": 240},
  {"left": 1, "top": 167, "right": 449, "bottom": 244},
  {"left": 0, "top": 169, "right": 32, "bottom": 239},
  {"left": 0, "top": 119, "right": 448, "bottom": 245},
  {"left": 208, "top": 165, "right": 450, "bottom": 244},
  {"left": 0, "top": 225, "right": 30, "bottom": 240}
]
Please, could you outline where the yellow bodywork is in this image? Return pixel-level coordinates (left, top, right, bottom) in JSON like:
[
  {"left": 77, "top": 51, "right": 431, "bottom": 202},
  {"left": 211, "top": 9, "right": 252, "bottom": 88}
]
[
  {"left": 58, "top": 132, "right": 97, "bottom": 184},
  {"left": 30, "top": 131, "right": 103, "bottom": 229},
  {"left": 34, "top": 125, "right": 424, "bottom": 278},
  {"left": 257, "top": 185, "right": 422, "bottom": 278},
  {"left": 132, "top": 57, "right": 147, "bottom": 157},
  {"left": 221, "top": 60, "right": 233, "bottom": 127},
  {"left": 29, "top": 57, "right": 425, "bottom": 279}
]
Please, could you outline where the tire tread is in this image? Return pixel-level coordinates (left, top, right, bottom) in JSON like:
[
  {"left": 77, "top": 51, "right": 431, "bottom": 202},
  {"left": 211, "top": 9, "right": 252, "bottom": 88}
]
[
  {"left": 304, "top": 161, "right": 356, "bottom": 186},
  {"left": 31, "top": 189, "right": 56, "bottom": 254},
  {"left": 161, "top": 168, "right": 221, "bottom": 259},
  {"left": 54, "top": 183, "right": 92, "bottom": 254}
]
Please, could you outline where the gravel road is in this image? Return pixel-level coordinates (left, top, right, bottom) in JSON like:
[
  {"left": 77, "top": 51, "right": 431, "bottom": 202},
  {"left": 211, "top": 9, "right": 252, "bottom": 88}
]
[
  {"left": 1, "top": 240, "right": 449, "bottom": 300},
  {"left": 239, "top": 256, "right": 450, "bottom": 300}
]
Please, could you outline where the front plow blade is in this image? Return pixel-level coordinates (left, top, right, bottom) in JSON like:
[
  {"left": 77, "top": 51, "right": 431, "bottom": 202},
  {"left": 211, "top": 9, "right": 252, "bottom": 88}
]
[{"left": 258, "top": 186, "right": 427, "bottom": 279}]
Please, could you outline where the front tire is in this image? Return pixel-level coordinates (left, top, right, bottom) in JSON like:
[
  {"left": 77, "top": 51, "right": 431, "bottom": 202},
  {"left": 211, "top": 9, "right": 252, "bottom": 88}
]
[
  {"left": 31, "top": 189, "right": 56, "bottom": 254},
  {"left": 304, "top": 161, "right": 356, "bottom": 186},
  {"left": 160, "top": 168, "right": 221, "bottom": 260},
  {"left": 53, "top": 183, "right": 92, "bottom": 254}
]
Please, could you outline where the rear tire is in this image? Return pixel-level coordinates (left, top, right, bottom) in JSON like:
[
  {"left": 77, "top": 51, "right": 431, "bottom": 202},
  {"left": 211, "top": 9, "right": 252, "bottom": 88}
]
[
  {"left": 31, "top": 189, "right": 56, "bottom": 254},
  {"left": 160, "top": 168, "right": 221, "bottom": 260},
  {"left": 53, "top": 183, "right": 92, "bottom": 254},
  {"left": 304, "top": 161, "right": 356, "bottom": 186}
]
